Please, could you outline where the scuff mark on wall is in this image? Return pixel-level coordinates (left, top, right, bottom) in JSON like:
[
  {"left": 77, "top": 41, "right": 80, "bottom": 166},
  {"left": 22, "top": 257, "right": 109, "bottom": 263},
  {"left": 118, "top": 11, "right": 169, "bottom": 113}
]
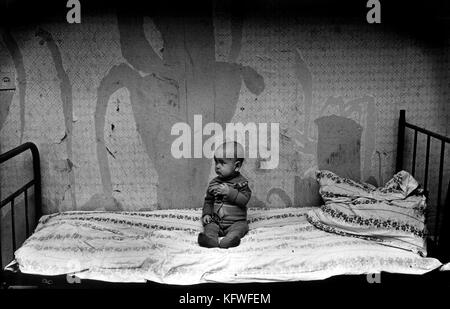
[
  {"left": 36, "top": 28, "right": 77, "bottom": 210},
  {"left": 105, "top": 146, "right": 116, "bottom": 159},
  {"left": 1, "top": 29, "right": 26, "bottom": 143}
]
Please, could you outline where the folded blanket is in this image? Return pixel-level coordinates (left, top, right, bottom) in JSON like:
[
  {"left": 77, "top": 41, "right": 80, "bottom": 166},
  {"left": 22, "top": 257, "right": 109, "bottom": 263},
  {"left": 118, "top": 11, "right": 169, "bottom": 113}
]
[{"left": 307, "top": 170, "right": 427, "bottom": 256}]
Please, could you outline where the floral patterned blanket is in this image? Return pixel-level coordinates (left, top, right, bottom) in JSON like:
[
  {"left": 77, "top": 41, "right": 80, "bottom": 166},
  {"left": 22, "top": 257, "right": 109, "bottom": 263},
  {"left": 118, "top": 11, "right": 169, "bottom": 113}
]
[
  {"left": 13, "top": 206, "right": 441, "bottom": 284},
  {"left": 307, "top": 170, "right": 428, "bottom": 255}
]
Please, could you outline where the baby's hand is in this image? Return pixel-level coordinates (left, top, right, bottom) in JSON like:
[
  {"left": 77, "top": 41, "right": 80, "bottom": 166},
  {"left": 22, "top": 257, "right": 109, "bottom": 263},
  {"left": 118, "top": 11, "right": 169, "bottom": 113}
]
[
  {"left": 208, "top": 184, "right": 218, "bottom": 195},
  {"left": 202, "top": 215, "right": 212, "bottom": 224},
  {"left": 214, "top": 183, "right": 230, "bottom": 196}
]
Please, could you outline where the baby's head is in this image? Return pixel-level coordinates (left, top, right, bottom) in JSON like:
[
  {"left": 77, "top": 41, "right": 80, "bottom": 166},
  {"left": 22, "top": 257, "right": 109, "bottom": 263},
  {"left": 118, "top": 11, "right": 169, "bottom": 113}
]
[{"left": 213, "top": 141, "right": 245, "bottom": 179}]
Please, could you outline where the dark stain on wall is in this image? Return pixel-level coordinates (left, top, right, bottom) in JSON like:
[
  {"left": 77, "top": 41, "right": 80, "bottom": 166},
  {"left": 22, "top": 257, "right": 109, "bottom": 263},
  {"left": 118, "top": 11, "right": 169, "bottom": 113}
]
[
  {"left": 294, "top": 176, "right": 322, "bottom": 206},
  {"left": 315, "top": 115, "right": 363, "bottom": 181},
  {"left": 320, "top": 96, "right": 377, "bottom": 183}
]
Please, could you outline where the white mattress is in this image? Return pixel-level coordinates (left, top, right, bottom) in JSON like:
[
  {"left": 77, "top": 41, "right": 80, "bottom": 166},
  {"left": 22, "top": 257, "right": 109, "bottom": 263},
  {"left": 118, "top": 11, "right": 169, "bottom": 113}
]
[{"left": 11, "top": 207, "right": 442, "bottom": 284}]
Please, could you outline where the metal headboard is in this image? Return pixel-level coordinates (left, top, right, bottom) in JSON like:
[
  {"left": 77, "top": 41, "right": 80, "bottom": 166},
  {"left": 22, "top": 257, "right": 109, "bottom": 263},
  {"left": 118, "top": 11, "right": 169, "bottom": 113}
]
[
  {"left": 396, "top": 109, "right": 450, "bottom": 261},
  {"left": 0, "top": 142, "right": 42, "bottom": 269}
]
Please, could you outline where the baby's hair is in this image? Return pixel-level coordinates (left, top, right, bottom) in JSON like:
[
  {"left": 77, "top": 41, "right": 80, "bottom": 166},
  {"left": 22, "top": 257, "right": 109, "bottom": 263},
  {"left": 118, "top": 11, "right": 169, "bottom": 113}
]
[{"left": 214, "top": 141, "right": 245, "bottom": 164}]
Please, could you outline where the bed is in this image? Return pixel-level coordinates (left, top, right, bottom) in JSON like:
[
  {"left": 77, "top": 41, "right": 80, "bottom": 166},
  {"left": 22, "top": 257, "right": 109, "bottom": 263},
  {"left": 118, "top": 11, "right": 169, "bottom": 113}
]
[{"left": 1, "top": 109, "right": 449, "bottom": 289}]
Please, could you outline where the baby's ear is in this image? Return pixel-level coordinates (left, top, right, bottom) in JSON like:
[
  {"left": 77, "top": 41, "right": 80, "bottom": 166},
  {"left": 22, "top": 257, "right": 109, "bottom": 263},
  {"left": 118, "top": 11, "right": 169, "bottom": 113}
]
[{"left": 234, "top": 160, "right": 242, "bottom": 171}]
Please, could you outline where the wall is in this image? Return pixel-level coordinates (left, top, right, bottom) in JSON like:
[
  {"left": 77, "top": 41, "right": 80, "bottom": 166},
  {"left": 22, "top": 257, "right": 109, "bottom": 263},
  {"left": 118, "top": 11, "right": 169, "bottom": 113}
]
[{"left": 1, "top": 2, "right": 449, "bottom": 219}]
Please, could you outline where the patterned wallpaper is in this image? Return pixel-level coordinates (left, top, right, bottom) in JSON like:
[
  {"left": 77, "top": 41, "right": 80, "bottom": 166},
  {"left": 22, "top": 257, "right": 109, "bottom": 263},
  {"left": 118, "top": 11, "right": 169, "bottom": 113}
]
[{"left": 0, "top": 11, "right": 448, "bottom": 216}]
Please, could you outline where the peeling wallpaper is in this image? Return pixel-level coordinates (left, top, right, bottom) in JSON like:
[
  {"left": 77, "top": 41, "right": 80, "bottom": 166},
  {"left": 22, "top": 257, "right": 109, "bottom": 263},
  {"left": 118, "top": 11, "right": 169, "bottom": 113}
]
[{"left": 0, "top": 13, "right": 449, "bottom": 216}]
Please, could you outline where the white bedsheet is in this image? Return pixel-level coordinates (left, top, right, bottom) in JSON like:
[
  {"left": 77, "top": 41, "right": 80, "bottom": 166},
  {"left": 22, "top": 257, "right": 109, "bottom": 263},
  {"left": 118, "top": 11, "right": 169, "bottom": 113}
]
[
  {"left": 13, "top": 207, "right": 442, "bottom": 284},
  {"left": 441, "top": 263, "right": 450, "bottom": 271}
]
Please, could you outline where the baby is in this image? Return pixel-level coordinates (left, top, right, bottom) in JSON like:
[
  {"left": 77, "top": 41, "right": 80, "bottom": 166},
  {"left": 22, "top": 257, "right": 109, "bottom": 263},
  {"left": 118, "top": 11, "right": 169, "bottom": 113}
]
[{"left": 198, "top": 141, "right": 252, "bottom": 249}]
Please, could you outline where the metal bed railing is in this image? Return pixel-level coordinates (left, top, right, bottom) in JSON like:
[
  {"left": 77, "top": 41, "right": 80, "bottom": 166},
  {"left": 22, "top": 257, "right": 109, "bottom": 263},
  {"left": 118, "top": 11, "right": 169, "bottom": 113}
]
[
  {"left": 396, "top": 109, "right": 450, "bottom": 260},
  {"left": 0, "top": 142, "right": 42, "bottom": 270}
]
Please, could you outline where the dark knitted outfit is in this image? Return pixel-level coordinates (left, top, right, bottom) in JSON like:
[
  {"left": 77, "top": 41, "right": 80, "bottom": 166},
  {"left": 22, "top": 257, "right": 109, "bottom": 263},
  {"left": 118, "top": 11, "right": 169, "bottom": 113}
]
[{"left": 198, "top": 173, "right": 251, "bottom": 248}]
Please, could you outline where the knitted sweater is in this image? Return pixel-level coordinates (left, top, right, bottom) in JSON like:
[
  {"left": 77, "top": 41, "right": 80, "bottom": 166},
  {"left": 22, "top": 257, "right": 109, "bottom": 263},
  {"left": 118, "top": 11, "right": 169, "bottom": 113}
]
[{"left": 201, "top": 173, "right": 252, "bottom": 225}]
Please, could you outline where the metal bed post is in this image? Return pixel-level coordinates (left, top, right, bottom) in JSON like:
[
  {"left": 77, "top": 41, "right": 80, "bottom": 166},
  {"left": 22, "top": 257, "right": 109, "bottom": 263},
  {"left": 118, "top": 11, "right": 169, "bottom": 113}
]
[
  {"left": 396, "top": 109, "right": 406, "bottom": 172},
  {"left": 30, "top": 143, "right": 42, "bottom": 221}
]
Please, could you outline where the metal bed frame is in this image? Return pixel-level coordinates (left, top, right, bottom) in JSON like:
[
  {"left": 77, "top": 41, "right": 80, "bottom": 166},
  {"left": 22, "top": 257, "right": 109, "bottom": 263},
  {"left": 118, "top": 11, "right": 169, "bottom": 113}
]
[
  {"left": 0, "top": 109, "right": 449, "bottom": 289},
  {"left": 396, "top": 110, "right": 450, "bottom": 262},
  {"left": 0, "top": 142, "right": 42, "bottom": 262}
]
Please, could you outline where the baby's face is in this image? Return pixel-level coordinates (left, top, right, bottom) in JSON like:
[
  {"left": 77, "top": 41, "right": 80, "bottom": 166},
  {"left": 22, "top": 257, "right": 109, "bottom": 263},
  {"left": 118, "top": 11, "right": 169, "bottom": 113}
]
[{"left": 214, "top": 157, "right": 237, "bottom": 179}]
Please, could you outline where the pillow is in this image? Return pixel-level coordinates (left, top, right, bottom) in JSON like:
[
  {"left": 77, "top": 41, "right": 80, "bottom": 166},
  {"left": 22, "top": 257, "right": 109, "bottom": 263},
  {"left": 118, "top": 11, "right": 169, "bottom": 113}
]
[
  {"left": 307, "top": 170, "right": 427, "bottom": 256},
  {"left": 315, "top": 170, "right": 419, "bottom": 203}
]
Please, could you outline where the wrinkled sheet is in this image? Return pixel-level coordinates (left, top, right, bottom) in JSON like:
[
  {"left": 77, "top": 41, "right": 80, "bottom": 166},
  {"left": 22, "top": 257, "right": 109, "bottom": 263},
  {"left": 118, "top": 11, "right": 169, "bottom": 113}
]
[{"left": 13, "top": 207, "right": 442, "bottom": 284}]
